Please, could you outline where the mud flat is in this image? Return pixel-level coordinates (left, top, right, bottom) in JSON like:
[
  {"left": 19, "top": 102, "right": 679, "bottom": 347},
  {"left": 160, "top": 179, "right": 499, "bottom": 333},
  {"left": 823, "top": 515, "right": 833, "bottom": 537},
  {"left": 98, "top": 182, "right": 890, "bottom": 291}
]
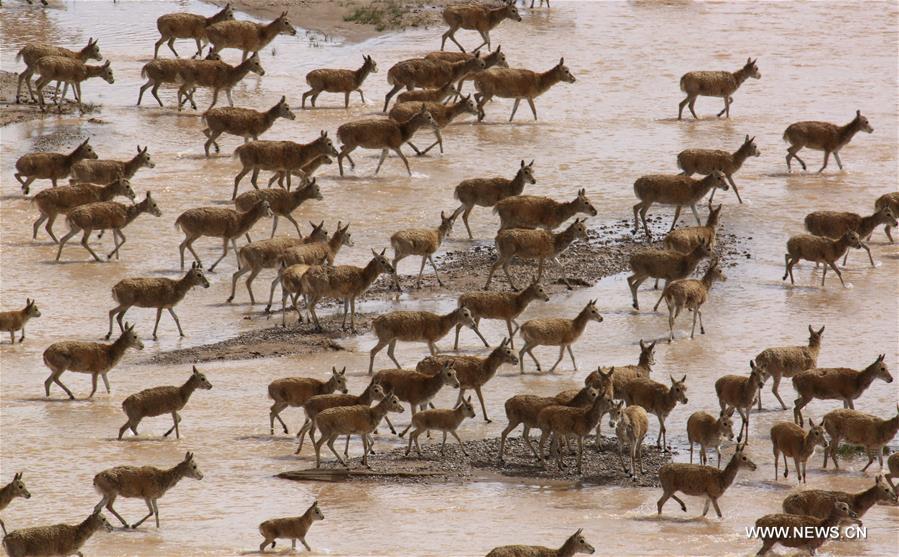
[{"left": 280, "top": 436, "right": 672, "bottom": 487}]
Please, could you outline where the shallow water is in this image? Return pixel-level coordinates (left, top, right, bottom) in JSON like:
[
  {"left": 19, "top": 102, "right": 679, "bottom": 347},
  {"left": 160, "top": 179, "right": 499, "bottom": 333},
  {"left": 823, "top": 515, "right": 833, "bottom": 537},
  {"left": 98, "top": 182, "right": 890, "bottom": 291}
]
[{"left": 1, "top": 1, "right": 897, "bottom": 555}]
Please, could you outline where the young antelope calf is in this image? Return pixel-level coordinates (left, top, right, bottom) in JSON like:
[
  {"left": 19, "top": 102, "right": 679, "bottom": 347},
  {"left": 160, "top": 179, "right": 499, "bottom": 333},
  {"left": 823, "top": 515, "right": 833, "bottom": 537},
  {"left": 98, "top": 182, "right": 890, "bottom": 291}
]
[
  {"left": 662, "top": 258, "right": 726, "bottom": 341},
  {"left": 118, "top": 366, "right": 212, "bottom": 439},
  {"left": 313, "top": 393, "right": 405, "bottom": 468},
  {"left": 474, "top": 58, "right": 576, "bottom": 122},
  {"left": 206, "top": 11, "right": 296, "bottom": 61},
  {"left": 374, "top": 363, "right": 461, "bottom": 435},
  {"left": 714, "top": 361, "right": 766, "bottom": 443},
  {"left": 106, "top": 262, "right": 209, "bottom": 341},
  {"left": 295, "top": 380, "right": 386, "bottom": 454},
  {"left": 441, "top": 0, "right": 521, "bottom": 53},
  {"left": 454, "top": 281, "right": 549, "bottom": 349},
  {"left": 687, "top": 409, "right": 735, "bottom": 468},
  {"left": 792, "top": 354, "right": 892, "bottom": 426},
  {"left": 770, "top": 420, "right": 828, "bottom": 483},
  {"left": 235, "top": 180, "right": 322, "bottom": 240},
  {"left": 16, "top": 38, "right": 102, "bottom": 103},
  {"left": 368, "top": 308, "right": 482, "bottom": 374},
  {"left": 42, "top": 323, "right": 143, "bottom": 399},
  {"left": 202, "top": 96, "right": 295, "bottom": 156},
  {"left": 153, "top": 3, "right": 234, "bottom": 58},
  {"left": 678, "top": 57, "right": 761, "bottom": 119},
  {"left": 822, "top": 406, "right": 899, "bottom": 471},
  {"left": 754, "top": 501, "right": 858, "bottom": 557},
  {"left": 0, "top": 473, "right": 31, "bottom": 537},
  {"left": 616, "top": 405, "right": 650, "bottom": 480},
  {"left": 390, "top": 209, "right": 457, "bottom": 290},
  {"left": 137, "top": 51, "right": 221, "bottom": 109},
  {"left": 175, "top": 199, "right": 273, "bottom": 271},
  {"left": 93, "top": 452, "right": 203, "bottom": 529},
  {"left": 657, "top": 445, "right": 757, "bottom": 518},
  {"left": 55, "top": 192, "right": 162, "bottom": 262},
  {"left": 632, "top": 171, "right": 728, "bottom": 237},
  {"left": 388, "top": 95, "right": 479, "bottom": 155},
  {"left": 495, "top": 188, "right": 596, "bottom": 230},
  {"left": 0, "top": 299, "right": 41, "bottom": 344},
  {"left": 454, "top": 160, "right": 536, "bottom": 238},
  {"left": 782, "top": 475, "right": 897, "bottom": 520},
  {"left": 623, "top": 375, "right": 688, "bottom": 451},
  {"left": 268, "top": 367, "right": 348, "bottom": 434},
  {"left": 303, "top": 55, "right": 378, "bottom": 108},
  {"left": 426, "top": 45, "right": 509, "bottom": 98},
  {"left": 784, "top": 110, "right": 874, "bottom": 173},
  {"left": 517, "top": 299, "right": 603, "bottom": 373},
  {"left": 233, "top": 131, "right": 338, "bottom": 197},
  {"left": 33, "top": 58, "right": 114, "bottom": 113},
  {"left": 485, "top": 218, "right": 589, "bottom": 290},
  {"left": 626, "top": 241, "right": 711, "bottom": 311},
  {"left": 677, "top": 135, "right": 760, "bottom": 203},
  {"left": 395, "top": 80, "right": 459, "bottom": 104},
  {"left": 258, "top": 500, "right": 324, "bottom": 553},
  {"left": 804, "top": 206, "right": 896, "bottom": 267},
  {"left": 336, "top": 106, "right": 438, "bottom": 176},
  {"left": 70, "top": 145, "right": 155, "bottom": 185},
  {"left": 15, "top": 138, "right": 98, "bottom": 194},
  {"left": 176, "top": 53, "right": 265, "bottom": 111},
  {"left": 405, "top": 396, "right": 476, "bottom": 458},
  {"left": 1, "top": 510, "right": 112, "bottom": 557},
  {"left": 537, "top": 392, "right": 620, "bottom": 473},
  {"left": 664, "top": 203, "right": 722, "bottom": 255},
  {"left": 383, "top": 55, "right": 485, "bottom": 112}
]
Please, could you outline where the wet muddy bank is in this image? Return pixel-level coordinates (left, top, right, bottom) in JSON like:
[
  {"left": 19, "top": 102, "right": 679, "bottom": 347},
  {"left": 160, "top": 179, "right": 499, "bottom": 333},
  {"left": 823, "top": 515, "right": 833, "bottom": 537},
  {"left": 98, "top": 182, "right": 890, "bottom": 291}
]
[
  {"left": 281, "top": 435, "right": 671, "bottom": 487},
  {"left": 0, "top": 70, "right": 96, "bottom": 127}
]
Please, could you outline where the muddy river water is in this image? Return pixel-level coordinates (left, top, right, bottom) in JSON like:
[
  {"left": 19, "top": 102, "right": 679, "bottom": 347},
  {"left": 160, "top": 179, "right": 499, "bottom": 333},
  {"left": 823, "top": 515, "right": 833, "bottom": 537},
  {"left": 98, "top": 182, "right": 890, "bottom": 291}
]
[{"left": 1, "top": 1, "right": 897, "bottom": 555}]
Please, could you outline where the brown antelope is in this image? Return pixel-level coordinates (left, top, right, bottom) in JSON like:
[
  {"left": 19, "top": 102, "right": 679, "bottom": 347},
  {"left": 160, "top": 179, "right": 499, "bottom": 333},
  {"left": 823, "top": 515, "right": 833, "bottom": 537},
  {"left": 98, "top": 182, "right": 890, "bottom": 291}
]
[
  {"left": 441, "top": 0, "right": 521, "bottom": 53},
  {"left": 233, "top": 132, "right": 338, "bottom": 198},
  {"left": 33, "top": 179, "right": 135, "bottom": 243},
  {"left": 661, "top": 258, "right": 727, "bottom": 342},
  {"left": 1, "top": 510, "right": 113, "bottom": 557},
  {"left": 632, "top": 171, "right": 729, "bottom": 237},
  {"left": 517, "top": 300, "right": 603, "bottom": 373},
  {"left": 753, "top": 501, "right": 858, "bottom": 557},
  {"left": 454, "top": 160, "right": 536, "bottom": 238},
  {"left": 405, "top": 396, "right": 476, "bottom": 458},
  {"left": 295, "top": 380, "right": 386, "bottom": 454},
  {"left": 677, "top": 135, "right": 760, "bottom": 203},
  {"left": 16, "top": 38, "right": 102, "bottom": 103},
  {"left": 474, "top": 58, "right": 576, "bottom": 122},
  {"left": 495, "top": 189, "right": 596, "bottom": 230},
  {"left": 395, "top": 80, "right": 459, "bottom": 104},
  {"left": 537, "top": 392, "right": 620, "bottom": 473},
  {"left": 34, "top": 58, "right": 114, "bottom": 113},
  {"left": 616, "top": 405, "right": 649, "bottom": 480},
  {"left": 770, "top": 420, "right": 828, "bottom": 483},
  {"left": 313, "top": 392, "right": 406, "bottom": 467},
  {"left": 484, "top": 218, "right": 589, "bottom": 290},
  {"left": 174, "top": 200, "right": 273, "bottom": 271},
  {"left": 714, "top": 360, "right": 766, "bottom": 443},
  {"left": 383, "top": 54, "right": 486, "bottom": 112},
  {"left": 783, "top": 231, "right": 863, "bottom": 287},
  {"left": 201, "top": 96, "right": 295, "bottom": 156},
  {"left": 0, "top": 473, "right": 31, "bottom": 536},
  {"left": 336, "top": 106, "right": 438, "bottom": 176},
  {"left": 55, "top": 192, "right": 162, "bottom": 262},
  {"left": 92, "top": 452, "right": 203, "bottom": 529},
  {"left": 388, "top": 95, "right": 479, "bottom": 155},
  {"left": 453, "top": 281, "right": 549, "bottom": 350},
  {"left": 427, "top": 45, "right": 509, "bottom": 95},
  {"left": 0, "top": 299, "right": 41, "bottom": 344},
  {"left": 657, "top": 445, "right": 757, "bottom": 518},
  {"left": 118, "top": 366, "right": 212, "bottom": 440},
  {"left": 390, "top": 210, "right": 457, "bottom": 290},
  {"left": 42, "top": 323, "right": 144, "bottom": 399},
  {"left": 106, "top": 263, "right": 210, "bottom": 340},
  {"left": 137, "top": 50, "right": 222, "bottom": 109},
  {"left": 623, "top": 375, "right": 688, "bottom": 451},
  {"left": 587, "top": 339, "right": 656, "bottom": 401},
  {"left": 784, "top": 110, "right": 874, "bottom": 173},
  {"left": 626, "top": 241, "right": 711, "bottom": 311},
  {"left": 71, "top": 146, "right": 155, "bottom": 185},
  {"left": 874, "top": 192, "right": 899, "bottom": 242},
  {"left": 153, "top": 3, "right": 234, "bottom": 58},
  {"left": 258, "top": 500, "right": 324, "bottom": 553},
  {"left": 234, "top": 179, "right": 322, "bottom": 239},
  {"left": 367, "top": 308, "right": 483, "bottom": 374},
  {"left": 804, "top": 206, "right": 896, "bottom": 267},
  {"left": 678, "top": 58, "right": 761, "bottom": 119},
  {"left": 15, "top": 138, "right": 98, "bottom": 194},
  {"left": 687, "top": 409, "right": 735, "bottom": 468},
  {"left": 303, "top": 55, "right": 378, "bottom": 108},
  {"left": 782, "top": 475, "right": 898, "bottom": 519},
  {"left": 266, "top": 154, "right": 333, "bottom": 190},
  {"left": 822, "top": 406, "right": 899, "bottom": 471},
  {"left": 206, "top": 11, "right": 297, "bottom": 60},
  {"left": 755, "top": 325, "right": 824, "bottom": 411},
  {"left": 224, "top": 221, "right": 329, "bottom": 304},
  {"left": 792, "top": 354, "right": 892, "bottom": 426},
  {"left": 176, "top": 53, "right": 265, "bottom": 111},
  {"left": 663, "top": 203, "right": 722, "bottom": 255},
  {"left": 416, "top": 339, "right": 519, "bottom": 422},
  {"left": 486, "top": 530, "right": 594, "bottom": 557},
  {"left": 268, "top": 367, "right": 348, "bottom": 435},
  {"left": 888, "top": 452, "right": 899, "bottom": 488}
]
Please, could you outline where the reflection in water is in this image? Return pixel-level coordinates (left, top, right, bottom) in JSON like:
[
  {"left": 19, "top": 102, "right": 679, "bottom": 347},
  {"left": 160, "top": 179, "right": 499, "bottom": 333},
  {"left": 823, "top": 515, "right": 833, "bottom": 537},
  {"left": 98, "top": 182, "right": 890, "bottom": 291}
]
[{"left": 0, "top": 1, "right": 897, "bottom": 555}]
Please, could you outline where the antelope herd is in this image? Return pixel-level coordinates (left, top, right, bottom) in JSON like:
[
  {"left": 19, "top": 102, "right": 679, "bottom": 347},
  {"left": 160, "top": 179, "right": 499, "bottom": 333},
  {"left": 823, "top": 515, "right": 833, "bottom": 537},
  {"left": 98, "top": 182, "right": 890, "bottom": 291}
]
[{"left": 3, "top": 1, "right": 897, "bottom": 556}]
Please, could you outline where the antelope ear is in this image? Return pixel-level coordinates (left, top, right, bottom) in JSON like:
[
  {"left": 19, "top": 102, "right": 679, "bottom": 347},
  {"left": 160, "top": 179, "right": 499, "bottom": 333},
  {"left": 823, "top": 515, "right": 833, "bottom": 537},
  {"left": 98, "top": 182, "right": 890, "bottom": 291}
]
[
  {"left": 746, "top": 57, "right": 752, "bottom": 64},
  {"left": 808, "top": 418, "right": 816, "bottom": 427},
  {"left": 340, "top": 366, "right": 346, "bottom": 375},
  {"left": 320, "top": 130, "right": 327, "bottom": 137},
  {"left": 281, "top": 10, "right": 287, "bottom": 17},
  {"left": 680, "top": 374, "right": 687, "bottom": 383},
  {"left": 81, "top": 138, "right": 90, "bottom": 146},
  {"left": 528, "top": 159, "right": 534, "bottom": 166},
  {"left": 649, "top": 341, "right": 657, "bottom": 349},
  {"left": 745, "top": 134, "right": 749, "bottom": 142},
  {"left": 639, "top": 339, "right": 645, "bottom": 349},
  {"left": 575, "top": 528, "right": 583, "bottom": 536},
  {"left": 520, "top": 160, "right": 525, "bottom": 168},
  {"left": 380, "top": 248, "right": 386, "bottom": 256},
  {"left": 104, "top": 60, "right": 111, "bottom": 67},
  {"left": 193, "top": 365, "right": 200, "bottom": 374},
  {"left": 496, "top": 45, "right": 501, "bottom": 52},
  {"left": 440, "top": 210, "right": 446, "bottom": 219},
  {"left": 280, "top": 95, "right": 286, "bottom": 103},
  {"left": 856, "top": 109, "right": 861, "bottom": 117}
]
